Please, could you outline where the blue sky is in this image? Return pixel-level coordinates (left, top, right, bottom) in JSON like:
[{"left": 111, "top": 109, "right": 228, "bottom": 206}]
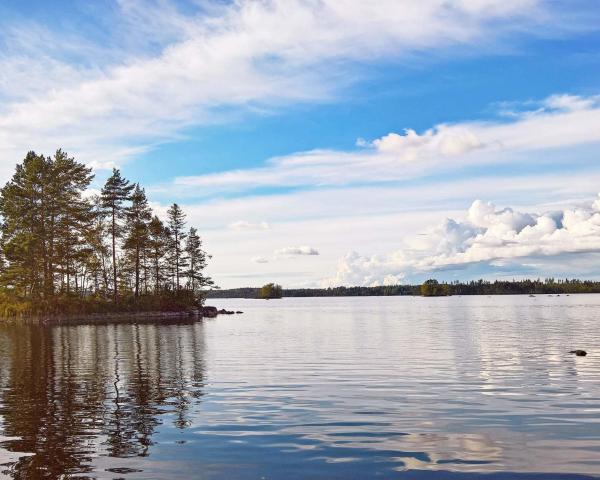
[{"left": 1, "top": 0, "right": 600, "bottom": 287}]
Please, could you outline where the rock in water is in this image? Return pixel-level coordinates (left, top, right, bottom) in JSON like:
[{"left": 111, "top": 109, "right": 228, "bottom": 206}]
[
  {"left": 200, "top": 306, "right": 218, "bottom": 318},
  {"left": 569, "top": 350, "right": 587, "bottom": 356}
]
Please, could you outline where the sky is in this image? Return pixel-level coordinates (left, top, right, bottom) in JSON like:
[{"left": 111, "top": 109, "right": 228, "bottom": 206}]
[{"left": 1, "top": 0, "right": 600, "bottom": 288}]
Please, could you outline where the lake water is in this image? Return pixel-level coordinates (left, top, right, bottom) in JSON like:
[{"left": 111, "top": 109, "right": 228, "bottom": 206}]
[{"left": 0, "top": 295, "right": 599, "bottom": 479}]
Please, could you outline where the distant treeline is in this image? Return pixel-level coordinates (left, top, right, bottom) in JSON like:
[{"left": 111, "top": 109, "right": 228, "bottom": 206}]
[
  {"left": 0, "top": 150, "right": 213, "bottom": 317},
  {"left": 207, "top": 278, "right": 600, "bottom": 299}
]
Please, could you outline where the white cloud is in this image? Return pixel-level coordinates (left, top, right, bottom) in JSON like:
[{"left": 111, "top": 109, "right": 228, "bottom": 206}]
[
  {"left": 323, "top": 193, "right": 600, "bottom": 286},
  {"left": 372, "top": 126, "right": 483, "bottom": 158},
  {"left": 275, "top": 246, "right": 320, "bottom": 257},
  {"left": 543, "top": 94, "right": 599, "bottom": 112},
  {"left": 229, "top": 220, "right": 270, "bottom": 231},
  {"left": 0, "top": 0, "right": 563, "bottom": 176},
  {"left": 251, "top": 256, "right": 269, "bottom": 264},
  {"left": 171, "top": 94, "right": 600, "bottom": 194}
]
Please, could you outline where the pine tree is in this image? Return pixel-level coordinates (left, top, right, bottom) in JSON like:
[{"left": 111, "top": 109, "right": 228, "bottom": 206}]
[
  {"left": 0, "top": 152, "right": 48, "bottom": 298},
  {"left": 123, "top": 184, "right": 152, "bottom": 298},
  {"left": 166, "top": 204, "right": 187, "bottom": 290},
  {"left": 52, "top": 150, "right": 95, "bottom": 295},
  {"left": 0, "top": 150, "right": 93, "bottom": 300},
  {"left": 88, "top": 195, "right": 111, "bottom": 294},
  {"left": 101, "top": 168, "right": 134, "bottom": 302},
  {"left": 184, "top": 227, "right": 213, "bottom": 293},
  {"left": 147, "top": 216, "right": 168, "bottom": 294}
]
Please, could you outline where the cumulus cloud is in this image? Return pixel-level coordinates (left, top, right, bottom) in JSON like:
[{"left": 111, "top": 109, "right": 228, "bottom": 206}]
[
  {"left": 229, "top": 220, "right": 270, "bottom": 231},
  {"left": 323, "top": 251, "right": 407, "bottom": 287},
  {"left": 372, "top": 126, "right": 483, "bottom": 158},
  {"left": 323, "top": 193, "right": 600, "bottom": 286},
  {"left": 275, "top": 246, "right": 320, "bottom": 257},
  {"left": 0, "top": 0, "right": 568, "bottom": 176}
]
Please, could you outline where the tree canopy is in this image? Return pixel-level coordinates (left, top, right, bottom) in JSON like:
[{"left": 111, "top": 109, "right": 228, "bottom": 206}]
[
  {"left": 0, "top": 150, "right": 214, "bottom": 316},
  {"left": 259, "top": 283, "right": 283, "bottom": 299}
]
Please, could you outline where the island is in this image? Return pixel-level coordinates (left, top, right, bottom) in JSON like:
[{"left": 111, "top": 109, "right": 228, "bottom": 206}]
[{"left": 0, "top": 150, "right": 216, "bottom": 320}]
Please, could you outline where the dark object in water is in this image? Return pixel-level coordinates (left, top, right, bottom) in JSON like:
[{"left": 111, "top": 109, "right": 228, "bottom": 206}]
[
  {"left": 236, "top": 311, "right": 243, "bottom": 314},
  {"left": 200, "top": 306, "right": 238, "bottom": 317},
  {"left": 200, "top": 306, "right": 218, "bottom": 317},
  {"left": 569, "top": 350, "right": 587, "bottom": 357}
]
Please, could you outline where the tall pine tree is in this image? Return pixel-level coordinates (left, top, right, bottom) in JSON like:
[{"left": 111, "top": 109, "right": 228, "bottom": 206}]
[
  {"left": 123, "top": 184, "right": 152, "bottom": 298},
  {"left": 0, "top": 150, "right": 93, "bottom": 299},
  {"left": 184, "top": 227, "right": 213, "bottom": 293},
  {"left": 166, "top": 204, "right": 187, "bottom": 290},
  {"left": 147, "top": 216, "right": 169, "bottom": 294},
  {"left": 101, "top": 169, "right": 134, "bottom": 302}
]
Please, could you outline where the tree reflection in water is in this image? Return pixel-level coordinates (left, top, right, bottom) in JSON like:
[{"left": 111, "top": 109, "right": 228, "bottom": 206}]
[{"left": 0, "top": 320, "right": 206, "bottom": 478}]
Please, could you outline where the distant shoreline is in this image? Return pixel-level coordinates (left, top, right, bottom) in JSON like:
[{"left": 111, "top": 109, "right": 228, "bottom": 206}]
[
  {"left": 206, "top": 292, "right": 580, "bottom": 299},
  {"left": 207, "top": 279, "right": 600, "bottom": 299}
]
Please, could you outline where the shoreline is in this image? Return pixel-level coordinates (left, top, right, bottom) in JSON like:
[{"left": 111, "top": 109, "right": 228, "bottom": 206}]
[
  {"left": 207, "top": 292, "right": 581, "bottom": 299},
  {"left": 0, "top": 306, "right": 241, "bottom": 325}
]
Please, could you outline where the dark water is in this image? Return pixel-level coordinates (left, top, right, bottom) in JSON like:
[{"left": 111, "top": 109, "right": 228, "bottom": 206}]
[{"left": 0, "top": 295, "right": 599, "bottom": 479}]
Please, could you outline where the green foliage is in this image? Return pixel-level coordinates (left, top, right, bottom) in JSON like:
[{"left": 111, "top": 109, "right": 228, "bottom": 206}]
[
  {"left": 147, "top": 215, "right": 169, "bottom": 294},
  {"left": 184, "top": 227, "right": 214, "bottom": 292},
  {"left": 0, "top": 150, "right": 94, "bottom": 299},
  {"left": 167, "top": 203, "right": 187, "bottom": 290},
  {"left": 123, "top": 184, "right": 152, "bottom": 297},
  {"left": 259, "top": 283, "right": 283, "bottom": 299},
  {"left": 101, "top": 168, "right": 135, "bottom": 301},
  {"left": 0, "top": 150, "right": 215, "bottom": 318},
  {"left": 420, "top": 279, "right": 450, "bottom": 297}
]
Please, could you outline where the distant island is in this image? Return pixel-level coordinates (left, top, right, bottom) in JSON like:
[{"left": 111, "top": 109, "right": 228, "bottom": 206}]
[
  {"left": 207, "top": 278, "right": 600, "bottom": 299},
  {"left": 0, "top": 150, "right": 214, "bottom": 319},
  {"left": 259, "top": 283, "right": 283, "bottom": 299}
]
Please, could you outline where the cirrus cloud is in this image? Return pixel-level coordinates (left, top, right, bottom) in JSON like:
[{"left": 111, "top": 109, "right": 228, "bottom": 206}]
[{"left": 0, "top": 0, "right": 571, "bottom": 177}]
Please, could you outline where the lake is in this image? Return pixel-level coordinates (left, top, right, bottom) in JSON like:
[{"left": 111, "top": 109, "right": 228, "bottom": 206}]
[{"left": 0, "top": 295, "right": 599, "bottom": 479}]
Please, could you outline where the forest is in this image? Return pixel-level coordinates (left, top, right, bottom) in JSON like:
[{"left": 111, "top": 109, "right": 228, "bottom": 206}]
[
  {"left": 207, "top": 278, "right": 600, "bottom": 299},
  {"left": 0, "top": 150, "right": 213, "bottom": 317}
]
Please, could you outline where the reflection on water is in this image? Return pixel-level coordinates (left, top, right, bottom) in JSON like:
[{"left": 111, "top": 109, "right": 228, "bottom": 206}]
[
  {"left": 0, "top": 321, "right": 205, "bottom": 478},
  {"left": 0, "top": 296, "right": 599, "bottom": 479}
]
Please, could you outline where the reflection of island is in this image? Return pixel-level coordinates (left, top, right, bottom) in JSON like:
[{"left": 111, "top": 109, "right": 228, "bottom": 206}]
[{"left": 0, "top": 321, "right": 206, "bottom": 478}]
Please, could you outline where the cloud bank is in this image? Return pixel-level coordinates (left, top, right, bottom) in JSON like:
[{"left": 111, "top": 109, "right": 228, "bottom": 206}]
[{"left": 323, "top": 194, "right": 600, "bottom": 286}]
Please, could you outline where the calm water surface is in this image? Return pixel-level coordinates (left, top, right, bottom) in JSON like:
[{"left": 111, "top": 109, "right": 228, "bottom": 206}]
[{"left": 0, "top": 295, "right": 599, "bottom": 479}]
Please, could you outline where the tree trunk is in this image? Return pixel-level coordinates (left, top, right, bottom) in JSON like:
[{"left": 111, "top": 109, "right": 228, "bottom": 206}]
[
  {"left": 111, "top": 207, "right": 118, "bottom": 302},
  {"left": 154, "top": 252, "right": 160, "bottom": 295},
  {"left": 135, "top": 244, "right": 140, "bottom": 298},
  {"left": 175, "top": 230, "right": 180, "bottom": 290}
]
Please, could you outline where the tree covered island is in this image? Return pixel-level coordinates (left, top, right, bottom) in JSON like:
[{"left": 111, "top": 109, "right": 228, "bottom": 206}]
[{"left": 0, "top": 150, "right": 214, "bottom": 318}]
